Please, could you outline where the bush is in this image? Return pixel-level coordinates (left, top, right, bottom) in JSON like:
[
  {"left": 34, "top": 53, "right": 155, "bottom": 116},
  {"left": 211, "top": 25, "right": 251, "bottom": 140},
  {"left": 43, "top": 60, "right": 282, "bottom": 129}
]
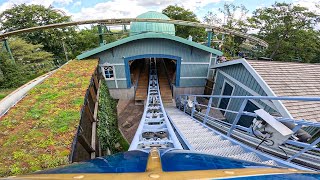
[
  {"left": 97, "top": 80, "right": 129, "bottom": 154},
  {"left": 0, "top": 38, "right": 55, "bottom": 89},
  {"left": 0, "top": 54, "right": 26, "bottom": 88}
]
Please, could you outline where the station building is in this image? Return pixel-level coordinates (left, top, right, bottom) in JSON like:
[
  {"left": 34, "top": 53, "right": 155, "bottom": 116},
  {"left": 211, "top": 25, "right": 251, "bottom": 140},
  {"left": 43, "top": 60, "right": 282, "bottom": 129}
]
[
  {"left": 77, "top": 11, "right": 319, "bottom": 138},
  {"left": 77, "top": 11, "right": 222, "bottom": 101}
]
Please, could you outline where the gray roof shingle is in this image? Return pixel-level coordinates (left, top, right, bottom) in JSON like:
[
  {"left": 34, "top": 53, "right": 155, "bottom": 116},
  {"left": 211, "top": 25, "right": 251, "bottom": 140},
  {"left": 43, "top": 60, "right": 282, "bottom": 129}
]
[{"left": 248, "top": 60, "right": 320, "bottom": 122}]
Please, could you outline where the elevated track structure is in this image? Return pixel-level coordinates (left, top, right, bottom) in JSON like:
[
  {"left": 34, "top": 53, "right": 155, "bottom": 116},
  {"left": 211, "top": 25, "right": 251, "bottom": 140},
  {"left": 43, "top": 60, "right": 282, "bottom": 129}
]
[
  {"left": 129, "top": 59, "right": 182, "bottom": 150},
  {"left": 0, "top": 18, "right": 268, "bottom": 47},
  {"left": 3, "top": 12, "right": 320, "bottom": 176},
  {"left": 124, "top": 57, "right": 320, "bottom": 171}
]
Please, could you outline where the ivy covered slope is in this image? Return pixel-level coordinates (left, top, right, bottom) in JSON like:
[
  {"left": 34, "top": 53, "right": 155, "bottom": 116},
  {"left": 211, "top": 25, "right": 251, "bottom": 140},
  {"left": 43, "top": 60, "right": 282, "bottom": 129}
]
[
  {"left": 98, "top": 80, "right": 129, "bottom": 154},
  {"left": 0, "top": 59, "right": 97, "bottom": 177}
]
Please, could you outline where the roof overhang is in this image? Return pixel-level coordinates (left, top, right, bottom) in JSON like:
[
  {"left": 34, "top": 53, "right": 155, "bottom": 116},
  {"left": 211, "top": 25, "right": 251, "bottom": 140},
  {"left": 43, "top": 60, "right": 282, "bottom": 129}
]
[
  {"left": 77, "top": 32, "right": 223, "bottom": 60},
  {"left": 211, "top": 59, "right": 293, "bottom": 119}
]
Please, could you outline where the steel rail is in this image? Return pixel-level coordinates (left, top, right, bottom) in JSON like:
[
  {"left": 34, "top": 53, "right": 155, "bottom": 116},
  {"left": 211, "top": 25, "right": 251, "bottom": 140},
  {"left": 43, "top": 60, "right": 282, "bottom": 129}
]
[
  {"left": 0, "top": 18, "right": 268, "bottom": 47},
  {"left": 129, "top": 59, "right": 182, "bottom": 151}
]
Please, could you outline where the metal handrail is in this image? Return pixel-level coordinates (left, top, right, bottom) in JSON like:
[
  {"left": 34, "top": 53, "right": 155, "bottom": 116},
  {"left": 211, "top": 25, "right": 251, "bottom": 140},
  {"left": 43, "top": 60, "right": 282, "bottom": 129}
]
[{"left": 176, "top": 94, "right": 320, "bottom": 164}]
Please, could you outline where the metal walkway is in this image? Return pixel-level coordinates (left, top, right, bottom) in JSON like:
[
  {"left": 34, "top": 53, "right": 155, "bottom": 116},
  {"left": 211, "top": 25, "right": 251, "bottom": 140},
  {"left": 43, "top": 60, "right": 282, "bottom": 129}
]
[
  {"left": 127, "top": 59, "right": 318, "bottom": 171},
  {"left": 166, "top": 107, "right": 309, "bottom": 170}
]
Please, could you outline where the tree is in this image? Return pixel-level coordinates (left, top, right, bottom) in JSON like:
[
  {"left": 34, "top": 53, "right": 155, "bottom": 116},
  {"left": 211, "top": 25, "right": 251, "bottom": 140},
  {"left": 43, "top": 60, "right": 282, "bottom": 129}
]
[
  {"left": 69, "top": 27, "right": 99, "bottom": 57},
  {"left": 0, "top": 4, "right": 76, "bottom": 62},
  {"left": 0, "top": 38, "right": 54, "bottom": 88},
  {"left": 162, "top": 5, "right": 206, "bottom": 42},
  {"left": 248, "top": 2, "right": 320, "bottom": 62},
  {"left": 204, "top": 3, "right": 249, "bottom": 57},
  {"left": 69, "top": 25, "right": 127, "bottom": 56}
]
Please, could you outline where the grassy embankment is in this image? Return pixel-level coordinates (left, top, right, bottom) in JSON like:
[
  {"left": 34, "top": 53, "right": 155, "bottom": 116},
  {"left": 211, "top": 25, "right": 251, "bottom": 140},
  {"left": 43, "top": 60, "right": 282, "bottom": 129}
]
[{"left": 0, "top": 60, "right": 97, "bottom": 177}]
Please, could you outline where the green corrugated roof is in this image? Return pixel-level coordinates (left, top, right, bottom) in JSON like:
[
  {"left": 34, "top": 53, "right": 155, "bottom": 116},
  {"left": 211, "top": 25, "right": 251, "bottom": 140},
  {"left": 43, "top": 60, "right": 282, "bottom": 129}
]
[
  {"left": 77, "top": 32, "right": 223, "bottom": 60},
  {"left": 130, "top": 11, "right": 175, "bottom": 36}
]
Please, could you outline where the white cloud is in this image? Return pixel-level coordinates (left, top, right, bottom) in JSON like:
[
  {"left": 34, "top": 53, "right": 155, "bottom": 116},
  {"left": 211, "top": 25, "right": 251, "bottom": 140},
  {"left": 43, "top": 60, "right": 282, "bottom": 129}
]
[
  {"left": 293, "top": 0, "right": 319, "bottom": 12},
  {"left": 70, "top": 0, "right": 145, "bottom": 21},
  {"left": 70, "top": 0, "right": 222, "bottom": 21},
  {"left": 0, "top": 0, "right": 224, "bottom": 22},
  {"left": 73, "top": 1, "right": 81, "bottom": 7},
  {"left": 0, "top": 0, "right": 73, "bottom": 13}
]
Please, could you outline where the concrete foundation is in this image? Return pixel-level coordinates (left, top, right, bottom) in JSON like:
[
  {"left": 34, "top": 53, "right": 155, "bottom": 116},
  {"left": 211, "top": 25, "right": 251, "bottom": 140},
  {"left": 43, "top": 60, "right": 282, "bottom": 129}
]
[{"left": 109, "top": 87, "right": 135, "bottom": 100}]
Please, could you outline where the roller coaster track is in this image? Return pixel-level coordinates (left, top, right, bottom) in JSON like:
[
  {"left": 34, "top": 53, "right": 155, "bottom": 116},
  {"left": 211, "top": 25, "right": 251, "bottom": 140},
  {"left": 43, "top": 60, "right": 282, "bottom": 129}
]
[
  {"left": 129, "top": 59, "right": 182, "bottom": 151},
  {"left": 0, "top": 18, "right": 268, "bottom": 47}
]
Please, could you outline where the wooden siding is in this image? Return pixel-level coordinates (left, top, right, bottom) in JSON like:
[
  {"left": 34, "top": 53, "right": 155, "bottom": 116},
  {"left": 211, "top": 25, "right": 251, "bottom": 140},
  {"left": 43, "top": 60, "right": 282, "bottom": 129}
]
[
  {"left": 115, "top": 65, "right": 126, "bottom": 79},
  {"left": 180, "top": 64, "right": 208, "bottom": 77},
  {"left": 106, "top": 80, "right": 116, "bottom": 88},
  {"left": 92, "top": 38, "right": 212, "bottom": 88},
  {"left": 213, "top": 64, "right": 278, "bottom": 124},
  {"left": 180, "top": 79, "right": 207, "bottom": 87},
  {"left": 117, "top": 80, "right": 128, "bottom": 88}
]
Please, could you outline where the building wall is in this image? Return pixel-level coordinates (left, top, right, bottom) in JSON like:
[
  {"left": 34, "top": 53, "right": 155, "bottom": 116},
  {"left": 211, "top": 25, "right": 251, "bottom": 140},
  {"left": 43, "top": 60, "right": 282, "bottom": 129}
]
[
  {"left": 91, "top": 38, "right": 214, "bottom": 89},
  {"left": 212, "top": 64, "right": 279, "bottom": 124},
  {"left": 173, "top": 86, "right": 204, "bottom": 99}
]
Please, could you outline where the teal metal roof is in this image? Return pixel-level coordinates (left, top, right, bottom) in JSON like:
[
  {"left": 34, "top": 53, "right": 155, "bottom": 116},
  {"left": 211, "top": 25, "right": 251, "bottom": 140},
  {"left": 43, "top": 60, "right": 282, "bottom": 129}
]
[
  {"left": 77, "top": 32, "right": 223, "bottom": 60},
  {"left": 130, "top": 11, "right": 175, "bottom": 36}
]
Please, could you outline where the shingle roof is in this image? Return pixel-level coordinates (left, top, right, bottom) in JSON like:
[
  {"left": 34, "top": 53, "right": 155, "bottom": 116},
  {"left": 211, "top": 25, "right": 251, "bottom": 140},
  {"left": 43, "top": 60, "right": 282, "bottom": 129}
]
[
  {"left": 248, "top": 60, "right": 320, "bottom": 122},
  {"left": 77, "top": 32, "right": 223, "bottom": 60}
]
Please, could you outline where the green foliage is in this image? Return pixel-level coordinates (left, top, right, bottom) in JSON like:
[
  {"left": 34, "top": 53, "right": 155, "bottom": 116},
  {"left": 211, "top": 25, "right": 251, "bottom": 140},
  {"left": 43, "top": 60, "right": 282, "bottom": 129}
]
[
  {"left": 0, "top": 4, "right": 76, "bottom": 61},
  {"left": 0, "top": 53, "right": 25, "bottom": 88},
  {"left": 70, "top": 27, "right": 100, "bottom": 56},
  {"left": 97, "top": 80, "right": 129, "bottom": 154},
  {"left": 0, "top": 37, "right": 54, "bottom": 88},
  {"left": 9, "top": 38, "right": 54, "bottom": 67},
  {"left": 162, "top": 5, "right": 206, "bottom": 42},
  {"left": 0, "top": 60, "right": 97, "bottom": 177},
  {"left": 203, "top": 3, "right": 249, "bottom": 56},
  {"left": 248, "top": 2, "right": 320, "bottom": 62},
  {"left": 70, "top": 25, "right": 127, "bottom": 56}
]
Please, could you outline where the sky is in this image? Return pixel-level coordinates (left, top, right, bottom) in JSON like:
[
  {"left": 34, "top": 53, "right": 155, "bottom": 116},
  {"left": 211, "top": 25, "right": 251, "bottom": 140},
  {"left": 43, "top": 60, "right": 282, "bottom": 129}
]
[{"left": 0, "top": 0, "right": 319, "bottom": 22}]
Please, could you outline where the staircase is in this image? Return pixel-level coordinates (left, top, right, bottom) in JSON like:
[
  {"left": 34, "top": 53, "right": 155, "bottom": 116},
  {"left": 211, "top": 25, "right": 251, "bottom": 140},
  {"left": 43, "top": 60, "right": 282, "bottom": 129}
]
[
  {"left": 166, "top": 107, "right": 286, "bottom": 167},
  {"left": 157, "top": 60, "right": 173, "bottom": 104},
  {"left": 135, "top": 64, "right": 149, "bottom": 102}
]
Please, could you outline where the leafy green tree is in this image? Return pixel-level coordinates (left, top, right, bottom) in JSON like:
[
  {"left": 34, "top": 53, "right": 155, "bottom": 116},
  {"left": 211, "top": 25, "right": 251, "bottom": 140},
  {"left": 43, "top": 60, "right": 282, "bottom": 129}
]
[
  {"left": 0, "top": 38, "right": 54, "bottom": 88},
  {"left": 204, "top": 3, "right": 249, "bottom": 57},
  {"left": 248, "top": 2, "right": 319, "bottom": 62},
  {"left": 70, "top": 25, "right": 127, "bottom": 56},
  {"left": 0, "top": 4, "right": 76, "bottom": 62},
  {"left": 0, "top": 53, "right": 25, "bottom": 88},
  {"left": 69, "top": 27, "right": 99, "bottom": 57},
  {"left": 162, "top": 5, "right": 206, "bottom": 42}
]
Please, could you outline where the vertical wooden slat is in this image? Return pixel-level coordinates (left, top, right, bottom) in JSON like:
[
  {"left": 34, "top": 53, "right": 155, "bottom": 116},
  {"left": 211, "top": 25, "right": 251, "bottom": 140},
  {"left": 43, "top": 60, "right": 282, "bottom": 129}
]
[
  {"left": 89, "top": 86, "right": 97, "bottom": 103},
  {"left": 85, "top": 102, "right": 95, "bottom": 123},
  {"left": 91, "top": 79, "right": 101, "bottom": 159},
  {"left": 73, "top": 66, "right": 102, "bottom": 161},
  {"left": 93, "top": 75, "right": 99, "bottom": 90}
]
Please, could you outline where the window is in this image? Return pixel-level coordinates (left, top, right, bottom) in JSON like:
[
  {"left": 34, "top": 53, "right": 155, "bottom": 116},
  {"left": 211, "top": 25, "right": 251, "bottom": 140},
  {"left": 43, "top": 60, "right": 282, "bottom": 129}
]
[
  {"left": 218, "top": 81, "right": 234, "bottom": 115},
  {"left": 103, "top": 66, "right": 114, "bottom": 79},
  {"left": 238, "top": 100, "right": 260, "bottom": 127}
]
